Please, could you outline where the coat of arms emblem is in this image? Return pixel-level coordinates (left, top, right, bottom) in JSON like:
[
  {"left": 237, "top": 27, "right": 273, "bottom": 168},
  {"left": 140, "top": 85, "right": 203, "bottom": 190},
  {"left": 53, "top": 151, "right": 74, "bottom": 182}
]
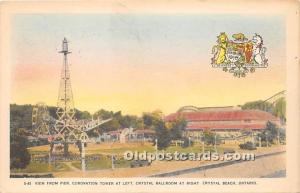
[{"left": 211, "top": 32, "right": 268, "bottom": 77}]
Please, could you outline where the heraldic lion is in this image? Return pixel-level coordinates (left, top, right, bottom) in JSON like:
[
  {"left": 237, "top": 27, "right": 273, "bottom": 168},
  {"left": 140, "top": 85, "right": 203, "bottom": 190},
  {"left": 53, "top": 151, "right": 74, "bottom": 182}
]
[{"left": 211, "top": 32, "right": 228, "bottom": 65}]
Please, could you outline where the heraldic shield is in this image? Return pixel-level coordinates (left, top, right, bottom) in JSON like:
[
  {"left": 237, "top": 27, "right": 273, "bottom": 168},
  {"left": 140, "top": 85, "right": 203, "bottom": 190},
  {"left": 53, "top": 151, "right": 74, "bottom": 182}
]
[{"left": 211, "top": 32, "right": 268, "bottom": 77}]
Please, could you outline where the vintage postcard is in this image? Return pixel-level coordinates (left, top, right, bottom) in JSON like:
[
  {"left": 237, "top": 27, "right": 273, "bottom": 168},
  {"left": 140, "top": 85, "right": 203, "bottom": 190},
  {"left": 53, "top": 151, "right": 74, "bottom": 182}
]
[{"left": 0, "top": 0, "right": 299, "bottom": 193}]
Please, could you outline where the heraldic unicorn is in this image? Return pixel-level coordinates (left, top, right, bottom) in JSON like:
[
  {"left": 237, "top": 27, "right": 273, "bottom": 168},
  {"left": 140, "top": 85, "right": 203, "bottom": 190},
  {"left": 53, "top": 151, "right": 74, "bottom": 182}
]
[{"left": 211, "top": 32, "right": 268, "bottom": 77}]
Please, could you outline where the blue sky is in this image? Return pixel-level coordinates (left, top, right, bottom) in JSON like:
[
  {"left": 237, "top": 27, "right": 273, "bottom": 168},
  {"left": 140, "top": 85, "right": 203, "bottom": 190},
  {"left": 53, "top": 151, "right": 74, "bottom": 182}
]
[
  {"left": 11, "top": 14, "right": 286, "bottom": 114},
  {"left": 12, "top": 14, "right": 285, "bottom": 66}
]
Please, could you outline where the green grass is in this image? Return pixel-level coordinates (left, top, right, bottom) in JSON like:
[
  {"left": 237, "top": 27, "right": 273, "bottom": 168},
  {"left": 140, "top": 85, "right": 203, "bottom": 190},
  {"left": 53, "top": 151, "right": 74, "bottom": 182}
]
[
  {"left": 28, "top": 144, "right": 156, "bottom": 156},
  {"left": 22, "top": 143, "right": 240, "bottom": 173},
  {"left": 11, "top": 162, "right": 70, "bottom": 173},
  {"left": 71, "top": 155, "right": 131, "bottom": 170},
  {"left": 71, "top": 161, "right": 82, "bottom": 170},
  {"left": 115, "top": 158, "right": 131, "bottom": 168},
  {"left": 87, "top": 145, "right": 155, "bottom": 155},
  {"left": 165, "top": 145, "right": 227, "bottom": 154},
  {"left": 28, "top": 150, "right": 49, "bottom": 155}
]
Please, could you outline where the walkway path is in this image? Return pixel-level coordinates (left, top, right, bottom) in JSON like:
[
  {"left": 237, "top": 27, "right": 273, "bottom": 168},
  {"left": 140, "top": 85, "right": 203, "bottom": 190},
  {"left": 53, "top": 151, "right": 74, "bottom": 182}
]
[
  {"left": 64, "top": 162, "right": 81, "bottom": 172},
  {"left": 175, "top": 152, "right": 285, "bottom": 178}
]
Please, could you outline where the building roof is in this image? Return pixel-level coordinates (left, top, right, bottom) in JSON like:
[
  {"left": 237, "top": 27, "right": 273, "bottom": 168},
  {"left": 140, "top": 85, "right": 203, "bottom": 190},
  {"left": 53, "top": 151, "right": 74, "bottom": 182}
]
[
  {"left": 165, "top": 110, "right": 278, "bottom": 122},
  {"left": 107, "top": 130, "right": 122, "bottom": 135},
  {"left": 177, "top": 105, "right": 238, "bottom": 113},
  {"left": 134, "top": 129, "right": 156, "bottom": 134},
  {"left": 186, "top": 123, "right": 266, "bottom": 130}
]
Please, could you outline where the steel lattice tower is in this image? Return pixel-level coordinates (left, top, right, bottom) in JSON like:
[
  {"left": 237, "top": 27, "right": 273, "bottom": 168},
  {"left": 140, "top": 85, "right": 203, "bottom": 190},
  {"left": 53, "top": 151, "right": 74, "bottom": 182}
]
[
  {"left": 32, "top": 38, "right": 112, "bottom": 167},
  {"left": 56, "top": 38, "right": 75, "bottom": 120},
  {"left": 54, "top": 38, "right": 77, "bottom": 139}
]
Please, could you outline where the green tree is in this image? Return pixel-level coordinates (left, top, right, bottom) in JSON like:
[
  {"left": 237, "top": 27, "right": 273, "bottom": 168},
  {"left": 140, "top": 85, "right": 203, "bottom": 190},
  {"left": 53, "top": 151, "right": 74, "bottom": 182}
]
[
  {"left": 10, "top": 104, "right": 33, "bottom": 131},
  {"left": 241, "top": 100, "right": 273, "bottom": 113},
  {"left": 241, "top": 98, "right": 286, "bottom": 124},
  {"left": 143, "top": 113, "right": 154, "bottom": 128},
  {"left": 202, "top": 129, "right": 220, "bottom": 145},
  {"left": 169, "top": 118, "right": 186, "bottom": 140},
  {"left": 155, "top": 120, "right": 171, "bottom": 150},
  {"left": 135, "top": 117, "right": 144, "bottom": 129},
  {"left": 142, "top": 111, "right": 163, "bottom": 130},
  {"left": 75, "top": 110, "right": 91, "bottom": 120},
  {"left": 10, "top": 128, "right": 31, "bottom": 169},
  {"left": 279, "top": 128, "right": 286, "bottom": 142},
  {"left": 48, "top": 106, "right": 58, "bottom": 119},
  {"left": 258, "top": 121, "right": 280, "bottom": 144},
  {"left": 119, "top": 115, "right": 139, "bottom": 128},
  {"left": 94, "top": 109, "right": 114, "bottom": 119},
  {"left": 273, "top": 98, "right": 286, "bottom": 123},
  {"left": 93, "top": 110, "right": 119, "bottom": 134}
]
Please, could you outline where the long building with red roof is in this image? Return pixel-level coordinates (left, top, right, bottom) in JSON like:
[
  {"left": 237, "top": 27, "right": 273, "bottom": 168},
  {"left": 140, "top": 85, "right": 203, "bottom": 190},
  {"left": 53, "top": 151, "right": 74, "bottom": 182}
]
[{"left": 165, "top": 107, "right": 281, "bottom": 139}]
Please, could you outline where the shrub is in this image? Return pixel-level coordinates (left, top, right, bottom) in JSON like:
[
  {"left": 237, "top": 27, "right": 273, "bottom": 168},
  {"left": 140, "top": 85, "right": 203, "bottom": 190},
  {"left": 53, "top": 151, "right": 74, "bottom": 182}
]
[
  {"left": 181, "top": 137, "right": 194, "bottom": 148},
  {"left": 239, "top": 141, "right": 257, "bottom": 150}
]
